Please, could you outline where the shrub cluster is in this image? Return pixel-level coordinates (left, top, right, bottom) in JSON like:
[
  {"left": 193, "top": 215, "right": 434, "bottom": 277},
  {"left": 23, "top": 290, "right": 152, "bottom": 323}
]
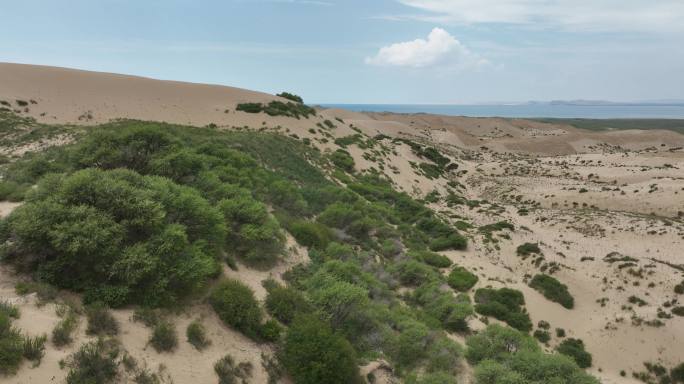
[
  {"left": 529, "top": 274, "right": 575, "bottom": 309},
  {"left": 474, "top": 288, "right": 532, "bottom": 332},
  {"left": 516, "top": 242, "right": 541, "bottom": 257},
  {"left": 556, "top": 338, "right": 593, "bottom": 368},
  {"left": 467, "top": 325, "right": 599, "bottom": 384},
  {"left": 447, "top": 266, "right": 478, "bottom": 292},
  {"left": 276, "top": 92, "right": 304, "bottom": 103},
  {"left": 410, "top": 250, "right": 452, "bottom": 268},
  {"left": 236, "top": 101, "right": 316, "bottom": 119},
  {"left": 186, "top": 320, "right": 210, "bottom": 350}
]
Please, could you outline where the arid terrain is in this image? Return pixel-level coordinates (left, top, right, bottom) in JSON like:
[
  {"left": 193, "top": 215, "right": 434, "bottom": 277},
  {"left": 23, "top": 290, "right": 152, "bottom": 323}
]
[{"left": 1, "top": 63, "right": 683, "bottom": 384}]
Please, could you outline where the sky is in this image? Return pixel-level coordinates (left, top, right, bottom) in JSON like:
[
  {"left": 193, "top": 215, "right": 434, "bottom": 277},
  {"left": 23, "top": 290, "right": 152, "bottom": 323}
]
[{"left": 1, "top": 0, "right": 683, "bottom": 104}]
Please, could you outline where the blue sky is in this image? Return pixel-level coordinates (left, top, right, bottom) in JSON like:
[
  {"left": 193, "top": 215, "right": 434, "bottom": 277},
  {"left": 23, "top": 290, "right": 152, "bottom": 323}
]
[{"left": 1, "top": 0, "right": 683, "bottom": 104}]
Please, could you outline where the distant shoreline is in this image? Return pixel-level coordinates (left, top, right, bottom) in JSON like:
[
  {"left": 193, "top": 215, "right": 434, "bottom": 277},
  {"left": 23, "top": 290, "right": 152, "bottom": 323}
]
[{"left": 320, "top": 104, "right": 684, "bottom": 119}]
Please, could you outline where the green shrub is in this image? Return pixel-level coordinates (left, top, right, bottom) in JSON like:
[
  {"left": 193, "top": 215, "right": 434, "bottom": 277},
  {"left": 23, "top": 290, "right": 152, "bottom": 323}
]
[
  {"left": 556, "top": 328, "right": 566, "bottom": 338},
  {"left": 447, "top": 266, "right": 478, "bottom": 292},
  {"left": 149, "top": 322, "right": 178, "bottom": 353},
  {"left": 390, "top": 260, "right": 440, "bottom": 286},
  {"left": 468, "top": 325, "right": 599, "bottom": 384},
  {"left": 672, "top": 306, "right": 684, "bottom": 316},
  {"left": 556, "top": 338, "right": 592, "bottom": 368},
  {"left": 4, "top": 168, "right": 223, "bottom": 307},
  {"left": 265, "top": 284, "right": 311, "bottom": 325},
  {"left": 64, "top": 339, "right": 120, "bottom": 384},
  {"left": 287, "top": 220, "right": 333, "bottom": 248},
  {"left": 0, "top": 301, "right": 19, "bottom": 319},
  {"left": 210, "top": 280, "right": 262, "bottom": 340},
  {"left": 15, "top": 281, "right": 58, "bottom": 304},
  {"left": 330, "top": 149, "right": 355, "bottom": 172},
  {"left": 214, "top": 354, "right": 253, "bottom": 384},
  {"left": 0, "top": 181, "right": 28, "bottom": 202},
  {"left": 85, "top": 303, "right": 119, "bottom": 336},
  {"left": 0, "top": 313, "right": 23, "bottom": 375},
  {"left": 282, "top": 314, "right": 361, "bottom": 384},
  {"left": 411, "top": 250, "right": 452, "bottom": 268},
  {"left": 236, "top": 101, "right": 315, "bottom": 119},
  {"left": 428, "top": 233, "right": 467, "bottom": 252},
  {"left": 22, "top": 334, "right": 47, "bottom": 366},
  {"left": 533, "top": 329, "right": 551, "bottom": 343},
  {"left": 406, "top": 371, "right": 457, "bottom": 384},
  {"left": 52, "top": 310, "right": 78, "bottom": 347},
  {"left": 529, "top": 274, "right": 574, "bottom": 309},
  {"left": 132, "top": 307, "right": 161, "bottom": 328},
  {"left": 186, "top": 320, "right": 210, "bottom": 350},
  {"left": 516, "top": 242, "right": 541, "bottom": 257},
  {"left": 258, "top": 319, "right": 283, "bottom": 343},
  {"left": 672, "top": 363, "right": 684, "bottom": 383},
  {"left": 276, "top": 92, "right": 304, "bottom": 103},
  {"left": 474, "top": 288, "right": 532, "bottom": 332}
]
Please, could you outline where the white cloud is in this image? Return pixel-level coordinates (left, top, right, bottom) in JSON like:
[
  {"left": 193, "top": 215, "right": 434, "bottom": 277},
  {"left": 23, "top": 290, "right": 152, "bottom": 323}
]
[
  {"left": 395, "top": 0, "right": 684, "bottom": 32},
  {"left": 365, "top": 28, "right": 488, "bottom": 70}
]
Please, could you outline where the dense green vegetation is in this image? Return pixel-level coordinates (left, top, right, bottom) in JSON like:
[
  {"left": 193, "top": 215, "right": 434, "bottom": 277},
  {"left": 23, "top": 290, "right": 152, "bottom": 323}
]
[
  {"left": 529, "top": 274, "right": 575, "bottom": 309},
  {"left": 447, "top": 266, "right": 479, "bottom": 292},
  {"left": 556, "top": 338, "right": 592, "bottom": 368},
  {"left": 474, "top": 288, "right": 533, "bottom": 332},
  {"left": 0, "top": 114, "right": 599, "bottom": 383},
  {"left": 467, "top": 324, "right": 599, "bottom": 384},
  {"left": 276, "top": 92, "right": 304, "bottom": 103}
]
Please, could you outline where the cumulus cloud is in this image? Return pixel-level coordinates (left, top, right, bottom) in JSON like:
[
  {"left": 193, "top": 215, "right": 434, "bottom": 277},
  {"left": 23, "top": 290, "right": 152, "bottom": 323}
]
[
  {"left": 365, "top": 28, "right": 488, "bottom": 70},
  {"left": 395, "top": 0, "right": 684, "bottom": 32}
]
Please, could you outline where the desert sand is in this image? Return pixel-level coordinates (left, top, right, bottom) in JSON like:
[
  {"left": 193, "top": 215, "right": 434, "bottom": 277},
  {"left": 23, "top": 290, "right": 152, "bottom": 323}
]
[{"left": 1, "top": 63, "right": 683, "bottom": 384}]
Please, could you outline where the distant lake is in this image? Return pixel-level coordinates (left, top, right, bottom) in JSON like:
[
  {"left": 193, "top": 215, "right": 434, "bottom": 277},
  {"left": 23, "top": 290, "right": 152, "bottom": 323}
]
[{"left": 320, "top": 104, "right": 684, "bottom": 119}]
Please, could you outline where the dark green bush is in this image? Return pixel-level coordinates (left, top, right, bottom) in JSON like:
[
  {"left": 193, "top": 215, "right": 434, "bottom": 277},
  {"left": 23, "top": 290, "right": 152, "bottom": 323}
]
[
  {"left": 447, "top": 266, "right": 478, "bottom": 292},
  {"left": 64, "top": 339, "right": 120, "bottom": 384},
  {"left": 4, "top": 168, "right": 223, "bottom": 307},
  {"left": 468, "top": 325, "right": 599, "bottom": 384},
  {"left": 258, "top": 319, "right": 283, "bottom": 343},
  {"left": 672, "top": 363, "right": 684, "bottom": 383},
  {"left": 149, "top": 322, "right": 178, "bottom": 353},
  {"left": 287, "top": 220, "right": 333, "bottom": 248},
  {"left": 529, "top": 274, "right": 574, "bottom": 309},
  {"left": 0, "top": 312, "right": 23, "bottom": 375},
  {"left": 214, "top": 354, "right": 253, "bottom": 384},
  {"left": 85, "top": 303, "right": 119, "bottom": 336},
  {"left": 282, "top": 314, "right": 361, "bottom": 384},
  {"left": 186, "top": 320, "right": 210, "bottom": 350},
  {"left": 411, "top": 250, "right": 452, "bottom": 268},
  {"left": 210, "top": 280, "right": 262, "bottom": 340},
  {"left": 672, "top": 306, "right": 684, "bottom": 316},
  {"left": 236, "top": 101, "right": 315, "bottom": 119},
  {"left": 330, "top": 149, "right": 355, "bottom": 172},
  {"left": 474, "top": 288, "right": 532, "bottom": 332},
  {"left": 516, "top": 242, "right": 541, "bottom": 257},
  {"left": 390, "top": 260, "right": 440, "bottom": 286},
  {"left": 265, "top": 284, "right": 312, "bottom": 325},
  {"left": 276, "top": 92, "right": 304, "bottom": 103},
  {"left": 0, "top": 301, "right": 19, "bottom": 319},
  {"left": 556, "top": 338, "right": 592, "bottom": 368},
  {"left": 429, "top": 234, "right": 467, "bottom": 251},
  {"left": 533, "top": 329, "right": 551, "bottom": 343}
]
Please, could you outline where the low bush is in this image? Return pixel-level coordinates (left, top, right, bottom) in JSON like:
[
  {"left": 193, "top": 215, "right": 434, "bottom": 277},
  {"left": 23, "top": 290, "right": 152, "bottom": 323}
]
[
  {"left": 85, "top": 303, "right": 119, "bottom": 336},
  {"left": 0, "top": 312, "right": 24, "bottom": 375},
  {"left": 149, "top": 322, "right": 178, "bottom": 353},
  {"left": 132, "top": 307, "right": 161, "bottom": 328},
  {"left": 186, "top": 320, "right": 210, "bottom": 350},
  {"left": 390, "top": 260, "right": 440, "bottom": 286},
  {"left": 22, "top": 334, "right": 46, "bottom": 366},
  {"left": 276, "top": 92, "right": 304, "bottom": 103},
  {"left": 210, "top": 280, "right": 262, "bottom": 340},
  {"left": 529, "top": 274, "right": 574, "bottom": 309},
  {"left": 281, "top": 314, "right": 361, "bottom": 384},
  {"left": 533, "top": 329, "right": 551, "bottom": 343},
  {"left": 556, "top": 338, "right": 592, "bottom": 368},
  {"left": 330, "top": 149, "right": 355, "bottom": 172},
  {"left": 236, "top": 101, "right": 315, "bottom": 119},
  {"left": 672, "top": 306, "right": 684, "bottom": 316},
  {"left": 265, "top": 284, "right": 311, "bottom": 325},
  {"left": 468, "top": 325, "right": 599, "bottom": 384},
  {"left": 286, "top": 220, "right": 333, "bottom": 249},
  {"left": 474, "top": 288, "right": 532, "bottom": 332},
  {"left": 52, "top": 310, "right": 78, "bottom": 347},
  {"left": 214, "top": 354, "right": 253, "bottom": 384},
  {"left": 64, "top": 339, "right": 120, "bottom": 384},
  {"left": 411, "top": 250, "right": 452, "bottom": 268},
  {"left": 447, "top": 266, "right": 478, "bottom": 292},
  {"left": 0, "top": 301, "right": 19, "bottom": 319},
  {"left": 516, "top": 242, "right": 541, "bottom": 257},
  {"left": 258, "top": 319, "right": 283, "bottom": 343},
  {"left": 429, "top": 233, "right": 467, "bottom": 252}
]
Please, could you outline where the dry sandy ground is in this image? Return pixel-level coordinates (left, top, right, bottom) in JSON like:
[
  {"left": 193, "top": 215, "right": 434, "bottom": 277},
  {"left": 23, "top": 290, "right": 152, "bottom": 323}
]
[{"left": 1, "top": 63, "right": 683, "bottom": 384}]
